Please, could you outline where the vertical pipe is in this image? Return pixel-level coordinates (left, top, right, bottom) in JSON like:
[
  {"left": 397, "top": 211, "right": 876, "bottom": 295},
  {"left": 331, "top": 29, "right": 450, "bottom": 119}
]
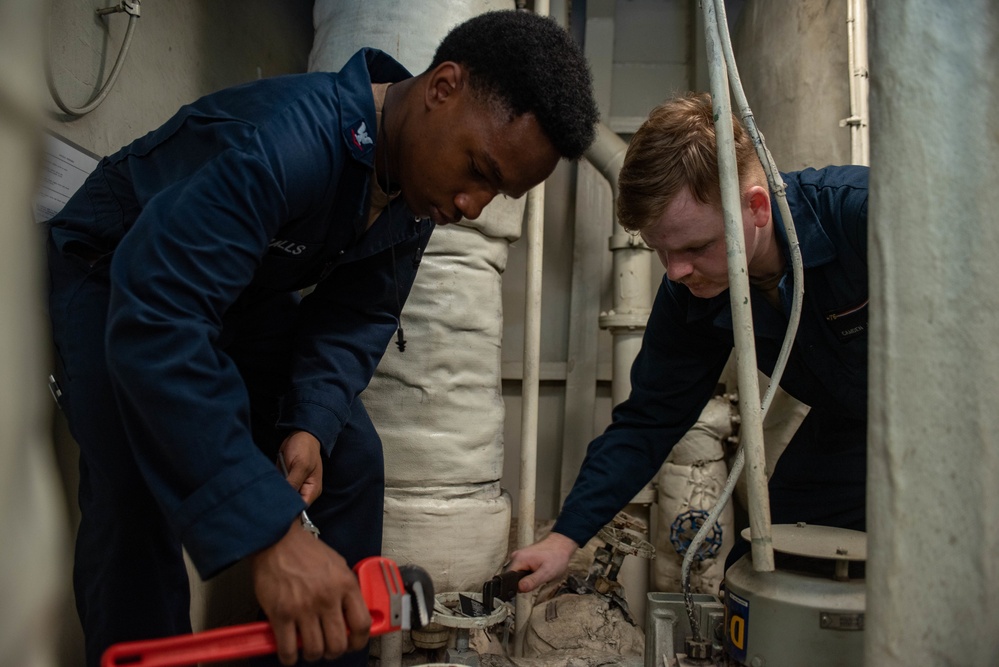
[
  {"left": 514, "top": 183, "right": 544, "bottom": 656},
  {"left": 700, "top": 0, "right": 773, "bottom": 572},
  {"left": 585, "top": 124, "right": 654, "bottom": 624},
  {"left": 563, "top": 126, "right": 630, "bottom": 502},
  {"left": 515, "top": 2, "right": 550, "bottom": 649},
  {"left": 866, "top": 0, "right": 999, "bottom": 663},
  {"left": 601, "top": 226, "right": 654, "bottom": 627},
  {"left": 379, "top": 632, "right": 402, "bottom": 667},
  {"left": 846, "top": 0, "right": 870, "bottom": 166}
]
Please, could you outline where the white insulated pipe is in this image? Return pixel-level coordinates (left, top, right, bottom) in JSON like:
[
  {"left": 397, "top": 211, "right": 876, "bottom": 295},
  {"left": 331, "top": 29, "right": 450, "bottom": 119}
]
[{"left": 310, "top": 10, "right": 522, "bottom": 667}]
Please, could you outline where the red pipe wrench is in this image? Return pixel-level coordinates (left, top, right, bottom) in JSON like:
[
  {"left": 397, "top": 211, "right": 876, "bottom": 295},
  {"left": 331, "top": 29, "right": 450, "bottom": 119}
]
[{"left": 100, "top": 556, "right": 433, "bottom": 667}]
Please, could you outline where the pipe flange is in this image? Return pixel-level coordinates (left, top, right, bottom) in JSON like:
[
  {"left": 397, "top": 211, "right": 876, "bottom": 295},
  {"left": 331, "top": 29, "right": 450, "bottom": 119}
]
[
  {"left": 431, "top": 592, "right": 508, "bottom": 629},
  {"left": 411, "top": 623, "right": 450, "bottom": 650},
  {"left": 599, "top": 310, "right": 650, "bottom": 331},
  {"left": 608, "top": 232, "right": 651, "bottom": 251},
  {"left": 597, "top": 524, "right": 656, "bottom": 560}
]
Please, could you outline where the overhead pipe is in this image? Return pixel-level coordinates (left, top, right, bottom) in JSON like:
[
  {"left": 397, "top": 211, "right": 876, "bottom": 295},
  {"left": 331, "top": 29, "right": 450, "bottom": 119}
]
[{"left": 585, "top": 123, "right": 628, "bottom": 200}]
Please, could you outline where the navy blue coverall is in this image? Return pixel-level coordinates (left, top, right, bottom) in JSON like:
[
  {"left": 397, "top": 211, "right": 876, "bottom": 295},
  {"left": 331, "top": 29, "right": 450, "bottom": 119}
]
[
  {"left": 553, "top": 166, "right": 870, "bottom": 569},
  {"left": 46, "top": 49, "right": 433, "bottom": 666}
]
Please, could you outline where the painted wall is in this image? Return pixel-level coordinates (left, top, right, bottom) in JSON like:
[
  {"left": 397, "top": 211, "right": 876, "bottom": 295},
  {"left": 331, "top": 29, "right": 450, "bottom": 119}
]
[
  {"left": 45, "top": 1, "right": 313, "bottom": 154},
  {"left": 733, "top": 0, "right": 852, "bottom": 169}
]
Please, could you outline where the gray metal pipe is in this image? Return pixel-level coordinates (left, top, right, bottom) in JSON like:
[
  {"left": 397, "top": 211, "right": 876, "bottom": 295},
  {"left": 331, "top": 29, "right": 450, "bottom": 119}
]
[{"left": 700, "top": 0, "right": 773, "bottom": 574}]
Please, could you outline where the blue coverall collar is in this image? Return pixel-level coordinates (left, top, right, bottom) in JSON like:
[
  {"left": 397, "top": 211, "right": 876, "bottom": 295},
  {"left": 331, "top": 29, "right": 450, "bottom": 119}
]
[{"left": 336, "top": 48, "right": 413, "bottom": 167}]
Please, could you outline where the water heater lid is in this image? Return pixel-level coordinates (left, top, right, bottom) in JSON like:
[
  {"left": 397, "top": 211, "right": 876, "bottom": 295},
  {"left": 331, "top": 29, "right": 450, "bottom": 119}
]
[{"left": 740, "top": 523, "right": 867, "bottom": 561}]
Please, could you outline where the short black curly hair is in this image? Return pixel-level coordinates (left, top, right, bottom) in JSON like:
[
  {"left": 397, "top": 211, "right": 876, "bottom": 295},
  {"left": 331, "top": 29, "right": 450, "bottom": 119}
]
[{"left": 430, "top": 10, "right": 599, "bottom": 160}]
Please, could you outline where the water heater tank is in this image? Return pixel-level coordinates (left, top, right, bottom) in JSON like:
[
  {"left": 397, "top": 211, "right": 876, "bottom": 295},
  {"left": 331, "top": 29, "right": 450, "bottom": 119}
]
[{"left": 723, "top": 524, "right": 866, "bottom": 667}]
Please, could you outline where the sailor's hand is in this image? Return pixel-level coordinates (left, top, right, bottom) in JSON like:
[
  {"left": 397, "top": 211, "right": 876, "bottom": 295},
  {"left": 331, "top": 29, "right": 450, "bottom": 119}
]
[
  {"left": 278, "top": 431, "right": 323, "bottom": 506},
  {"left": 251, "top": 523, "right": 371, "bottom": 665},
  {"left": 508, "top": 532, "right": 579, "bottom": 592}
]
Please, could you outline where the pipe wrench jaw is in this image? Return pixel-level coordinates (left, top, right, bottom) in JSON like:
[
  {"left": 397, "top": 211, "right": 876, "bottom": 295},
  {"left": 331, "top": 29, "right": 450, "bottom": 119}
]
[
  {"left": 405, "top": 575, "right": 431, "bottom": 629},
  {"left": 99, "top": 557, "right": 436, "bottom": 667},
  {"left": 355, "top": 558, "right": 435, "bottom": 635}
]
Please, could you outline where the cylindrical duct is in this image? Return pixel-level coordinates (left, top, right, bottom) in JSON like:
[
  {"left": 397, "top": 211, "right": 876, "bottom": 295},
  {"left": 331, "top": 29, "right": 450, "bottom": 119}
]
[
  {"left": 309, "top": 0, "right": 521, "bottom": 593},
  {"left": 866, "top": 1, "right": 999, "bottom": 663}
]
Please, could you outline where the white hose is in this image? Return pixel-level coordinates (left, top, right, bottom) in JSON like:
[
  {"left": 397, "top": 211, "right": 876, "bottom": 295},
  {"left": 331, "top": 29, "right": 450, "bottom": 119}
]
[
  {"left": 712, "top": 0, "right": 804, "bottom": 417},
  {"left": 46, "top": 8, "right": 139, "bottom": 117}
]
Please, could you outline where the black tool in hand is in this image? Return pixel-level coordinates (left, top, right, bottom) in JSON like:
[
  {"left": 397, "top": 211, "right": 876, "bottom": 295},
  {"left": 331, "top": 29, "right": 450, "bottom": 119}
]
[{"left": 482, "top": 569, "right": 529, "bottom": 612}]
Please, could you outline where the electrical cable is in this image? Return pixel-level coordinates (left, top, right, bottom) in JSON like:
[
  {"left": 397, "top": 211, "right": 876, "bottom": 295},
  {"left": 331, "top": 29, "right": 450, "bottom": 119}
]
[
  {"left": 679, "top": 0, "right": 805, "bottom": 644},
  {"left": 45, "top": 1, "right": 140, "bottom": 118}
]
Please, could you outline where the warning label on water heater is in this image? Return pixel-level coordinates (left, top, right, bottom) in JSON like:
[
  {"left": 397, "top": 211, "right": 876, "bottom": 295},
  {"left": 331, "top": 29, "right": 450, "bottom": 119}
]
[{"left": 725, "top": 590, "right": 749, "bottom": 663}]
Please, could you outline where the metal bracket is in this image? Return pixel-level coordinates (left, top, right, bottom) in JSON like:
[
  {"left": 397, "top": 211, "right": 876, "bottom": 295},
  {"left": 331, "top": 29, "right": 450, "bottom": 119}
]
[{"left": 97, "top": 0, "right": 141, "bottom": 18}]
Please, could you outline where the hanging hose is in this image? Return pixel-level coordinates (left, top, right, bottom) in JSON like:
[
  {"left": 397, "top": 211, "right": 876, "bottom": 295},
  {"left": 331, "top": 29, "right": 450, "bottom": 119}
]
[
  {"left": 679, "top": 0, "right": 805, "bottom": 644},
  {"left": 711, "top": 0, "right": 805, "bottom": 416},
  {"left": 46, "top": 1, "right": 141, "bottom": 118}
]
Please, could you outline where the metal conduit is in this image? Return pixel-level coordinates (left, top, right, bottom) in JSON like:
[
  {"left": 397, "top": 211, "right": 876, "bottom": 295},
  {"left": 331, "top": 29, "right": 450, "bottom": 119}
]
[
  {"left": 700, "top": 0, "right": 774, "bottom": 577},
  {"left": 681, "top": 0, "right": 804, "bottom": 640},
  {"left": 514, "top": 2, "right": 548, "bottom": 657}
]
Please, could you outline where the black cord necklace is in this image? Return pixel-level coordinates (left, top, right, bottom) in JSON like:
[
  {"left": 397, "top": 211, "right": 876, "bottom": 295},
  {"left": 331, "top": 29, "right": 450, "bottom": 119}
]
[{"left": 380, "top": 108, "right": 407, "bottom": 353}]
